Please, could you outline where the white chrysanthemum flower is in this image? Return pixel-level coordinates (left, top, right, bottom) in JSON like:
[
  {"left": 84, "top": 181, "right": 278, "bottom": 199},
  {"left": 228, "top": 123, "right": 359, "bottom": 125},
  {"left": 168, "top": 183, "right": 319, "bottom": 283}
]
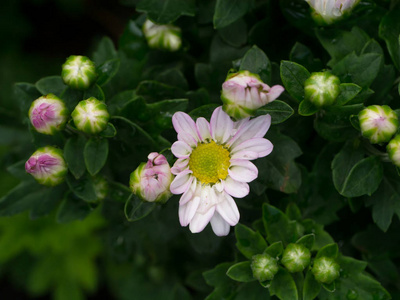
[
  {"left": 305, "top": 0, "right": 360, "bottom": 25},
  {"left": 170, "top": 107, "right": 273, "bottom": 236}
]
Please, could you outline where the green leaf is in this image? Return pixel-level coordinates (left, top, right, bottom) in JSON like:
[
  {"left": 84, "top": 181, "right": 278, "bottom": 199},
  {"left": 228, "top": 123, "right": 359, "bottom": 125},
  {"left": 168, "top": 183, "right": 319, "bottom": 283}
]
[
  {"left": 226, "top": 261, "right": 255, "bottom": 282},
  {"left": 60, "top": 87, "right": 83, "bottom": 112},
  {"left": 286, "top": 202, "right": 302, "bottom": 221},
  {"left": 240, "top": 45, "right": 271, "bottom": 83},
  {"left": 30, "top": 185, "right": 66, "bottom": 219},
  {"left": 84, "top": 138, "right": 109, "bottom": 176},
  {"left": 213, "top": 0, "right": 254, "bottom": 29},
  {"left": 65, "top": 173, "right": 97, "bottom": 202},
  {"left": 218, "top": 18, "right": 247, "bottom": 48},
  {"left": 334, "top": 83, "right": 362, "bottom": 106},
  {"left": 35, "top": 76, "right": 67, "bottom": 97},
  {"left": 64, "top": 135, "right": 87, "bottom": 179},
  {"left": 93, "top": 36, "right": 118, "bottom": 66},
  {"left": 322, "top": 282, "right": 335, "bottom": 293},
  {"left": 298, "top": 99, "right": 318, "bottom": 116},
  {"left": 270, "top": 267, "right": 299, "bottom": 300},
  {"left": 13, "top": 82, "right": 42, "bottom": 116},
  {"left": 136, "top": 80, "right": 186, "bottom": 101},
  {"left": 83, "top": 84, "right": 105, "bottom": 101},
  {"left": 96, "top": 58, "right": 120, "bottom": 86},
  {"left": 189, "top": 104, "right": 219, "bottom": 120},
  {"left": 379, "top": 8, "right": 400, "bottom": 70},
  {"left": 0, "top": 181, "right": 42, "bottom": 216},
  {"left": 56, "top": 193, "right": 92, "bottom": 223},
  {"left": 119, "top": 96, "right": 148, "bottom": 121},
  {"left": 301, "top": 220, "right": 334, "bottom": 251},
  {"left": 265, "top": 241, "right": 284, "bottom": 258},
  {"left": 155, "top": 69, "right": 189, "bottom": 90},
  {"left": 235, "top": 223, "right": 268, "bottom": 259},
  {"left": 118, "top": 20, "right": 147, "bottom": 60},
  {"left": 296, "top": 234, "right": 315, "bottom": 251},
  {"left": 303, "top": 270, "right": 321, "bottom": 300},
  {"left": 280, "top": 60, "right": 310, "bottom": 102},
  {"left": 316, "top": 243, "right": 338, "bottom": 259},
  {"left": 289, "top": 42, "right": 322, "bottom": 72},
  {"left": 203, "top": 262, "right": 235, "bottom": 300},
  {"left": 255, "top": 100, "right": 294, "bottom": 124},
  {"left": 124, "top": 193, "right": 156, "bottom": 222},
  {"left": 99, "top": 123, "right": 117, "bottom": 138},
  {"left": 136, "top": 0, "right": 196, "bottom": 24}
]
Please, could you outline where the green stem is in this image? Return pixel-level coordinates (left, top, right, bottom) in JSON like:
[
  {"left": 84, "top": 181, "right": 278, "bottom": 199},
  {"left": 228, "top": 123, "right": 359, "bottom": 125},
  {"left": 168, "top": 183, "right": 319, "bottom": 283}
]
[{"left": 111, "top": 116, "right": 157, "bottom": 148}]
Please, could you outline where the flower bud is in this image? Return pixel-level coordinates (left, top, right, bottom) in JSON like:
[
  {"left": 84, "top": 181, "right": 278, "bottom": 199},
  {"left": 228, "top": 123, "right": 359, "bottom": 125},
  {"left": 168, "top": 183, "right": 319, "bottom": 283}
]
[
  {"left": 93, "top": 176, "right": 108, "bottom": 201},
  {"left": 281, "top": 243, "right": 311, "bottom": 273},
  {"left": 143, "top": 19, "right": 182, "bottom": 52},
  {"left": 25, "top": 146, "right": 67, "bottom": 186},
  {"left": 312, "top": 257, "right": 340, "bottom": 284},
  {"left": 250, "top": 253, "right": 279, "bottom": 282},
  {"left": 71, "top": 97, "right": 110, "bottom": 134},
  {"left": 28, "top": 94, "right": 69, "bottom": 135},
  {"left": 305, "top": 0, "right": 360, "bottom": 25},
  {"left": 358, "top": 105, "right": 398, "bottom": 144},
  {"left": 304, "top": 72, "right": 340, "bottom": 107},
  {"left": 221, "top": 70, "right": 284, "bottom": 120},
  {"left": 387, "top": 135, "right": 400, "bottom": 167},
  {"left": 61, "top": 55, "right": 97, "bottom": 90},
  {"left": 130, "top": 152, "right": 173, "bottom": 203}
]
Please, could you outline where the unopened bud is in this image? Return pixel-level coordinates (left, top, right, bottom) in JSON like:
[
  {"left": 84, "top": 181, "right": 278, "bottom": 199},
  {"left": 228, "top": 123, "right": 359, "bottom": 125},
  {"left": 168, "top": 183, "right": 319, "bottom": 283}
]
[
  {"left": 93, "top": 176, "right": 108, "bottom": 201},
  {"left": 143, "top": 19, "right": 182, "bottom": 52},
  {"left": 251, "top": 253, "right": 279, "bottom": 282},
  {"left": 358, "top": 105, "right": 398, "bottom": 144},
  {"left": 25, "top": 146, "right": 67, "bottom": 186},
  {"left": 62, "top": 55, "right": 97, "bottom": 90},
  {"left": 305, "top": 0, "right": 360, "bottom": 25},
  {"left": 130, "top": 152, "right": 173, "bottom": 203},
  {"left": 312, "top": 257, "right": 340, "bottom": 284},
  {"left": 29, "top": 94, "right": 69, "bottom": 135},
  {"left": 221, "top": 70, "right": 284, "bottom": 120},
  {"left": 71, "top": 97, "right": 110, "bottom": 134},
  {"left": 387, "top": 135, "right": 400, "bottom": 167},
  {"left": 281, "top": 243, "right": 311, "bottom": 273},
  {"left": 304, "top": 72, "right": 340, "bottom": 107}
]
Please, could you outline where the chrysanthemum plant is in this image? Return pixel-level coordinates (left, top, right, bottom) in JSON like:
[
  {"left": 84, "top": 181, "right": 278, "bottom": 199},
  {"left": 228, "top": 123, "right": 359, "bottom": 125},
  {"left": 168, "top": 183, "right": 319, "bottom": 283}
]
[{"left": 3, "top": 0, "right": 400, "bottom": 299}]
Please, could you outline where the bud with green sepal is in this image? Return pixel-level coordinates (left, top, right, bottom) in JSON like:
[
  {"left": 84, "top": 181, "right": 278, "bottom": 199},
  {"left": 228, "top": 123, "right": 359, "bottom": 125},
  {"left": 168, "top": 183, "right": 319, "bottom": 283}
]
[
  {"left": 358, "top": 105, "right": 398, "bottom": 144},
  {"left": 304, "top": 72, "right": 340, "bottom": 107},
  {"left": 305, "top": 0, "right": 360, "bottom": 25},
  {"left": 62, "top": 55, "right": 97, "bottom": 90},
  {"left": 130, "top": 152, "right": 173, "bottom": 203},
  {"left": 71, "top": 97, "right": 110, "bottom": 134},
  {"left": 221, "top": 70, "right": 284, "bottom": 120},
  {"left": 93, "top": 176, "right": 109, "bottom": 201},
  {"left": 143, "top": 19, "right": 182, "bottom": 52},
  {"left": 387, "top": 135, "right": 400, "bottom": 167},
  {"left": 281, "top": 243, "right": 311, "bottom": 273},
  {"left": 312, "top": 257, "right": 340, "bottom": 284},
  {"left": 250, "top": 253, "right": 279, "bottom": 282},
  {"left": 29, "top": 94, "right": 69, "bottom": 135},
  {"left": 25, "top": 146, "right": 68, "bottom": 186}
]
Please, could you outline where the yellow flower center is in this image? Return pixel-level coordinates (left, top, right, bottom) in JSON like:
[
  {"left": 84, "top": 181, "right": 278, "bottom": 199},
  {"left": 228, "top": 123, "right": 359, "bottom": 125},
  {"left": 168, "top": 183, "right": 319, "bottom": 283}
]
[{"left": 189, "top": 140, "right": 230, "bottom": 184}]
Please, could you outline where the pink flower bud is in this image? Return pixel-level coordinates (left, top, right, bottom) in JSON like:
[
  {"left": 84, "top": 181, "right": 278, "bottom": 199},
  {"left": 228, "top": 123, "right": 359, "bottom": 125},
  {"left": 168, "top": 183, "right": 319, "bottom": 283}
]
[
  {"left": 25, "top": 146, "right": 68, "bottom": 186},
  {"left": 129, "top": 153, "right": 173, "bottom": 203},
  {"left": 221, "top": 70, "right": 284, "bottom": 119}
]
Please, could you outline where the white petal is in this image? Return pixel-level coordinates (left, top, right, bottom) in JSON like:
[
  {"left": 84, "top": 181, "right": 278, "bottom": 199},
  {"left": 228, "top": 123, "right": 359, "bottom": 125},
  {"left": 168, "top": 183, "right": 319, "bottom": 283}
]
[
  {"left": 189, "top": 206, "right": 216, "bottom": 233},
  {"left": 173, "top": 112, "right": 199, "bottom": 142},
  {"left": 231, "top": 138, "right": 273, "bottom": 158},
  {"left": 210, "top": 106, "right": 234, "bottom": 144},
  {"left": 178, "top": 131, "right": 198, "bottom": 148},
  {"left": 196, "top": 117, "right": 212, "bottom": 141},
  {"left": 179, "top": 178, "right": 197, "bottom": 205},
  {"left": 216, "top": 194, "right": 240, "bottom": 226},
  {"left": 171, "top": 158, "right": 189, "bottom": 175},
  {"left": 170, "top": 169, "right": 193, "bottom": 194},
  {"left": 231, "top": 150, "right": 259, "bottom": 160},
  {"left": 179, "top": 196, "right": 200, "bottom": 226},
  {"left": 171, "top": 141, "right": 192, "bottom": 158},
  {"left": 224, "top": 176, "right": 249, "bottom": 198},
  {"left": 228, "top": 159, "right": 258, "bottom": 183},
  {"left": 228, "top": 114, "right": 271, "bottom": 148},
  {"left": 210, "top": 212, "right": 231, "bottom": 236},
  {"left": 197, "top": 185, "right": 218, "bottom": 214}
]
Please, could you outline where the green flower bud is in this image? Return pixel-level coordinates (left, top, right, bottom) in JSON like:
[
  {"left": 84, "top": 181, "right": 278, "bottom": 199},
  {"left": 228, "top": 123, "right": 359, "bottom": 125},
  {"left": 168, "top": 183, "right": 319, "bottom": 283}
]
[
  {"left": 387, "top": 135, "right": 400, "bottom": 167},
  {"left": 93, "top": 176, "right": 108, "bottom": 201},
  {"left": 71, "top": 97, "right": 110, "bottom": 134},
  {"left": 25, "top": 146, "right": 67, "bottom": 186},
  {"left": 281, "top": 243, "right": 311, "bottom": 273},
  {"left": 143, "top": 19, "right": 182, "bottom": 52},
  {"left": 62, "top": 55, "right": 97, "bottom": 90},
  {"left": 359, "top": 105, "right": 398, "bottom": 144},
  {"left": 304, "top": 72, "right": 340, "bottom": 107},
  {"left": 312, "top": 257, "right": 340, "bottom": 284},
  {"left": 251, "top": 253, "right": 279, "bottom": 282}
]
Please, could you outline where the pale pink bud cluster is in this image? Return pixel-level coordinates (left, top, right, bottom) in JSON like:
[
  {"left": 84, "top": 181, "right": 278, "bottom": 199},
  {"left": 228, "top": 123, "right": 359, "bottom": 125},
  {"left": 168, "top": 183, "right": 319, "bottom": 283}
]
[
  {"left": 221, "top": 70, "right": 284, "bottom": 119},
  {"left": 130, "top": 153, "right": 173, "bottom": 203}
]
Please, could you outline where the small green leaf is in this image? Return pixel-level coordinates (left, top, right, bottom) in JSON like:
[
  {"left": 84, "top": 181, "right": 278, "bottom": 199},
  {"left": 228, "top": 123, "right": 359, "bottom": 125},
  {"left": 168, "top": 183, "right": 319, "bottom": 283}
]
[
  {"left": 334, "top": 83, "right": 362, "bottom": 106},
  {"left": 155, "top": 69, "right": 189, "bottom": 90},
  {"left": 255, "top": 100, "right": 294, "bottom": 124},
  {"left": 35, "top": 76, "right": 67, "bottom": 97},
  {"left": 64, "top": 135, "right": 87, "bottom": 179},
  {"left": 379, "top": 8, "right": 400, "bottom": 70},
  {"left": 99, "top": 123, "right": 117, "bottom": 138},
  {"left": 118, "top": 20, "right": 147, "bottom": 60},
  {"left": 235, "top": 223, "right": 268, "bottom": 259},
  {"left": 316, "top": 243, "right": 338, "bottom": 259},
  {"left": 136, "top": 0, "right": 196, "bottom": 24},
  {"left": 269, "top": 267, "right": 299, "bottom": 300},
  {"left": 298, "top": 99, "right": 319, "bottom": 116},
  {"left": 296, "top": 234, "right": 315, "bottom": 251},
  {"left": 0, "top": 181, "right": 42, "bottom": 216},
  {"left": 83, "top": 84, "right": 105, "bottom": 101},
  {"left": 240, "top": 45, "right": 271, "bottom": 83},
  {"left": 93, "top": 36, "right": 118, "bottom": 66},
  {"left": 264, "top": 241, "right": 284, "bottom": 258},
  {"left": 303, "top": 270, "right": 321, "bottom": 300},
  {"left": 136, "top": 80, "right": 186, "bottom": 100},
  {"left": 56, "top": 193, "right": 92, "bottom": 223},
  {"left": 84, "top": 138, "right": 109, "bottom": 176},
  {"left": 280, "top": 60, "right": 310, "bottom": 102},
  {"left": 286, "top": 202, "right": 302, "bottom": 221},
  {"left": 189, "top": 104, "right": 219, "bottom": 120},
  {"left": 218, "top": 18, "right": 247, "bottom": 48},
  {"left": 322, "top": 281, "right": 335, "bottom": 292},
  {"left": 226, "top": 261, "right": 255, "bottom": 282},
  {"left": 96, "top": 58, "right": 120, "bottom": 86},
  {"left": 124, "top": 193, "right": 156, "bottom": 222},
  {"left": 213, "top": 0, "right": 254, "bottom": 29},
  {"left": 65, "top": 173, "right": 97, "bottom": 202},
  {"left": 13, "top": 82, "right": 42, "bottom": 116}
]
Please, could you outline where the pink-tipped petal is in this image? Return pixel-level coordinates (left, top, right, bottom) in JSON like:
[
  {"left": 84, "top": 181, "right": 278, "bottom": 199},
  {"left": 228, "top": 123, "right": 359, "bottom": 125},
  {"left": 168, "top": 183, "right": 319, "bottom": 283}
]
[
  {"left": 224, "top": 176, "right": 250, "bottom": 198},
  {"left": 210, "top": 107, "right": 234, "bottom": 144},
  {"left": 189, "top": 206, "right": 216, "bottom": 233},
  {"left": 178, "top": 131, "right": 198, "bottom": 148},
  {"left": 266, "top": 85, "right": 284, "bottom": 103},
  {"left": 179, "top": 178, "right": 197, "bottom": 205},
  {"left": 197, "top": 185, "right": 218, "bottom": 214},
  {"left": 228, "top": 159, "right": 258, "bottom": 183},
  {"left": 171, "top": 141, "right": 192, "bottom": 158},
  {"left": 210, "top": 212, "right": 231, "bottom": 236},
  {"left": 179, "top": 196, "right": 201, "bottom": 227},
  {"left": 196, "top": 117, "right": 212, "bottom": 141},
  {"left": 216, "top": 194, "right": 240, "bottom": 226},
  {"left": 231, "top": 150, "right": 259, "bottom": 160},
  {"left": 231, "top": 138, "right": 273, "bottom": 158},
  {"left": 173, "top": 112, "right": 199, "bottom": 142},
  {"left": 171, "top": 158, "right": 189, "bottom": 175},
  {"left": 170, "top": 169, "right": 193, "bottom": 194}
]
